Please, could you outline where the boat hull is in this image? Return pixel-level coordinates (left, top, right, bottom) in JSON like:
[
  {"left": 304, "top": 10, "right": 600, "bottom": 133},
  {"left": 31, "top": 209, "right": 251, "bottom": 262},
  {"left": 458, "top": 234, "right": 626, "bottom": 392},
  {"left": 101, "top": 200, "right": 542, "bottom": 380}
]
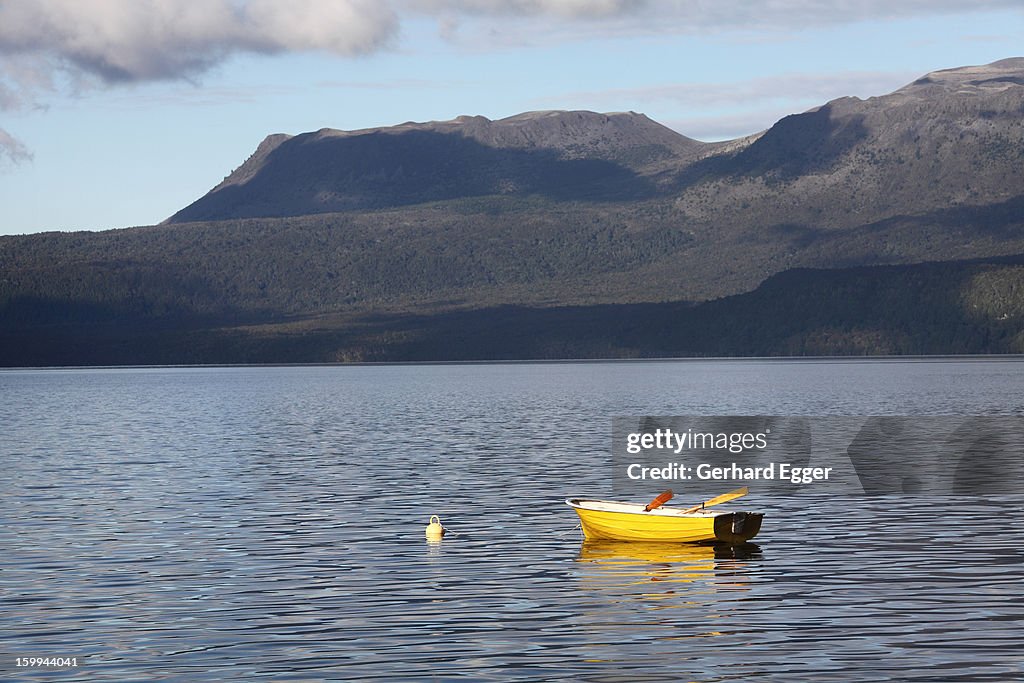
[{"left": 567, "top": 498, "right": 763, "bottom": 543}]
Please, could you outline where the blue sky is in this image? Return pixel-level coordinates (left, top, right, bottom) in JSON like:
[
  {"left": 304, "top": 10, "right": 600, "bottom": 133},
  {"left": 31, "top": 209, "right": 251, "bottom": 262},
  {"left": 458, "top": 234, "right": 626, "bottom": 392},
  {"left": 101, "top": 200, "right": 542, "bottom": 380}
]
[{"left": 0, "top": 1, "right": 1020, "bottom": 236}]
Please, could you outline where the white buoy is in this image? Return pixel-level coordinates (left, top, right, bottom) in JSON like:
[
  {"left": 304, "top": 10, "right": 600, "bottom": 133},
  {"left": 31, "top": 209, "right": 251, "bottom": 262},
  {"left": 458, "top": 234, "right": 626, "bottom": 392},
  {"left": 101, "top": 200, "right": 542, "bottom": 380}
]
[{"left": 425, "top": 515, "right": 445, "bottom": 541}]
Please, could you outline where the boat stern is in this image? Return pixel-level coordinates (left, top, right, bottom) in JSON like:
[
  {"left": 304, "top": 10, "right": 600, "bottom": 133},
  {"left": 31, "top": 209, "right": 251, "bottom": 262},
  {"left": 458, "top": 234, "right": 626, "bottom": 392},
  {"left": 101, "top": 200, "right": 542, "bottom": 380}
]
[{"left": 712, "top": 511, "right": 764, "bottom": 543}]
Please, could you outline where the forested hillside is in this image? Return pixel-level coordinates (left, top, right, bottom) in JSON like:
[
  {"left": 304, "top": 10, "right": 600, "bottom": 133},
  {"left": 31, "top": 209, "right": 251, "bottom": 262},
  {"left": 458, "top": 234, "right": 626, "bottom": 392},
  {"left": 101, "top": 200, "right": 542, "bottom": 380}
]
[{"left": 3, "top": 255, "right": 1022, "bottom": 366}]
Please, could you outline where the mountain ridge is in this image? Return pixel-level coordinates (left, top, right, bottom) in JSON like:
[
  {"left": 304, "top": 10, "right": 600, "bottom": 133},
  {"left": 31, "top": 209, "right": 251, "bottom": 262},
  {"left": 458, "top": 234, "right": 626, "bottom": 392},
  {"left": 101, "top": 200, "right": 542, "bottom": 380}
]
[
  {"left": 168, "top": 58, "right": 1024, "bottom": 227},
  {"left": 168, "top": 109, "right": 705, "bottom": 222},
  {"left": 4, "top": 57, "right": 1024, "bottom": 365}
]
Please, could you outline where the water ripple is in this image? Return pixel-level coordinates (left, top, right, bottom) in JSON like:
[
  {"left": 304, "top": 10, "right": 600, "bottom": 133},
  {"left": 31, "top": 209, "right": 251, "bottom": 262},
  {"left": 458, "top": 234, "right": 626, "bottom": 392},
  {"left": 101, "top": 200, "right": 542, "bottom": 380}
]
[{"left": 2, "top": 362, "right": 1023, "bottom": 681}]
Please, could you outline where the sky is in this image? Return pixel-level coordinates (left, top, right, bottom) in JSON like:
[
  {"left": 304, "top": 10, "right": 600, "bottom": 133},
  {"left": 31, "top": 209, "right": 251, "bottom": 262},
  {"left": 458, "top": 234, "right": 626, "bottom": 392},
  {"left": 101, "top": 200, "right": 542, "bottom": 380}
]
[{"left": 0, "top": 1, "right": 1020, "bottom": 236}]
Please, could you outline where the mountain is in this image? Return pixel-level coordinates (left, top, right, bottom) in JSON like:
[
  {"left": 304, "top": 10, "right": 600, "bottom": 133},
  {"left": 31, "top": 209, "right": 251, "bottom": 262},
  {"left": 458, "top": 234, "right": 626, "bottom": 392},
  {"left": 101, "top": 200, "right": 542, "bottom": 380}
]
[
  {"left": 3, "top": 58, "right": 1024, "bottom": 365},
  {"left": 672, "top": 57, "right": 1024, "bottom": 232},
  {"left": 167, "top": 110, "right": 704, "bottom": 222},
  {"left": 170, "top": 58, "right": 1024, "bottom": 230}
]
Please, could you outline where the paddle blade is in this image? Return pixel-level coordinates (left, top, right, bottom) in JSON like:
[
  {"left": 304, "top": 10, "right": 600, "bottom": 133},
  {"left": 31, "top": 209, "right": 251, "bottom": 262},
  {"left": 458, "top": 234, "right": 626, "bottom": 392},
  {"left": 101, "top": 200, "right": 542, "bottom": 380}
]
[
  {"left": 682, "top": 486, "right": 749, "bottom": 514},
  {"left": 644, "top": 489, "right": 674, "bottom": 512}
]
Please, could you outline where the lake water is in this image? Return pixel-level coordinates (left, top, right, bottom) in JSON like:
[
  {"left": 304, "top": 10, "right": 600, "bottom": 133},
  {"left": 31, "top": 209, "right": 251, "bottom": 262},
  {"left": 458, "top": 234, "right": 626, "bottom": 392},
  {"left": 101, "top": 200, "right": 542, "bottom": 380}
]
[{"left": 2, "top": 360, "right": 1023, "bottom": 681}]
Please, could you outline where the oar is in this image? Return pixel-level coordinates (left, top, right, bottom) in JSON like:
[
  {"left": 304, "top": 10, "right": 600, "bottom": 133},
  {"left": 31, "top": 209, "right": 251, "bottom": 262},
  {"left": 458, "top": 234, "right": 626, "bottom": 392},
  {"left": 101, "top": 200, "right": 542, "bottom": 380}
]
[
  {"left": 643, "top": 489, "right": 673, "bottom": 512},
  {"left": 681, "top": 486, "right": 749, "bottom": 514}
]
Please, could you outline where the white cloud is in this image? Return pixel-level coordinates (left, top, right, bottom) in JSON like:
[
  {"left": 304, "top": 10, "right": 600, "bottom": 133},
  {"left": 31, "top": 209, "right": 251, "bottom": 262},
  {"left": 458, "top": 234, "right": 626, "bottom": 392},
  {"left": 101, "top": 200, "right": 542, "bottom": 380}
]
[
  {"left": 0, "top": 0, "right": 1017, "bottom": 161},
  {"left": 0, "top": 80, "right": 20, "bottom": 109},
  {"left": 0, "top": 1, "right": 1017, "bottom": 95},
  {"left": 405, "top": 0, "right": 644, "bottom": 19},
  {"left": 0, "top": 0, "right": 399, "bottom": 164},
  {"left": 577, "top": 70, "right": 920, "bottom": 108},
  {"left": 0, "top": 127, "right": 32, "bottom": 166},
  {"left": 665, "top": 109, "right": 796, "bottom": 141},
  {"left": 407, "top": 0, "right": 1022, "bottom": 45},
  {"left": 631, "top": 0, "right": 1019, "bottom": 30},
  {"left": 0, "top": 0, "right": 398, "bottom": 85},
  {"left": 560, "top": 70, "right": 921, "bottom": 139}
]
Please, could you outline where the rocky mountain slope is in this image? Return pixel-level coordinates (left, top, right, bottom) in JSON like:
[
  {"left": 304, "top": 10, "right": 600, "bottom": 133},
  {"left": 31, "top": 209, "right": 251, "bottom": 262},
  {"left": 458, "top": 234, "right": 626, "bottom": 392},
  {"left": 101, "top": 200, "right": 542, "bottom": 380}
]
[
  {"left": 673, "top": 57, "right": 1024, "bottom": 232},
  {"left": 169, "top": 58, "right": 1024, "bottom": 231},
  {"left": 168, "top": 110, "right": 704, "bottom": 222}
]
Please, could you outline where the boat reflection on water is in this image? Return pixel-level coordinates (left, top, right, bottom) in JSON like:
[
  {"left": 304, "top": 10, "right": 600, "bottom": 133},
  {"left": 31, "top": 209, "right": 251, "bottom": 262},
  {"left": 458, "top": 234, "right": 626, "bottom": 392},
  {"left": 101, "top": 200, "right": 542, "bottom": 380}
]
[{"left": 576, "top": 540, "right": 762, "bottom": 598}]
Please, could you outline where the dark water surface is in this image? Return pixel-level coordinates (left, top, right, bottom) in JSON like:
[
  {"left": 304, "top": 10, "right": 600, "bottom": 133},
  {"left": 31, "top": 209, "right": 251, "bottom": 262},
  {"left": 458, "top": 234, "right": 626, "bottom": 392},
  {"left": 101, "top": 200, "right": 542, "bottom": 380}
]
[{"left": 2, "top": 360, "right": 1023, "bottom": 681}]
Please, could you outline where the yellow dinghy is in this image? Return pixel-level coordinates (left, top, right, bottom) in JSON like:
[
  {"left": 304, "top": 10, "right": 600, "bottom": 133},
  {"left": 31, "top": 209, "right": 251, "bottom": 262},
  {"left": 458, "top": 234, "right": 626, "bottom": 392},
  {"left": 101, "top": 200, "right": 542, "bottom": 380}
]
[{"left": 566, "top": 489, "right": 763, "bottom": 543}]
